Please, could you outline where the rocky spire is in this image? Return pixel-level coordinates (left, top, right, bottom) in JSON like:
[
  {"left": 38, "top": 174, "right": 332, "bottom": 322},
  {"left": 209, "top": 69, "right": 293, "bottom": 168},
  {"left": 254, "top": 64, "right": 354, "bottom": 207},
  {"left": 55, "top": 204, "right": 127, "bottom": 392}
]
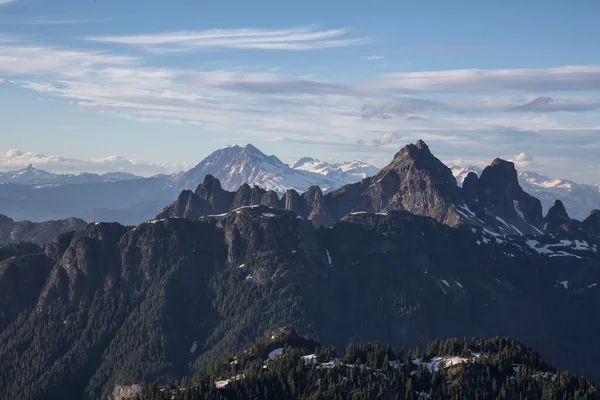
[
  {"left": 365, "top": 140, "right": 462, "bottom": 226},
  {"left": 475, "top": 159, "right": 543, "bottom": 233},
  {"left": 543, "top": 200, "right": 571, "bottom": 233}
]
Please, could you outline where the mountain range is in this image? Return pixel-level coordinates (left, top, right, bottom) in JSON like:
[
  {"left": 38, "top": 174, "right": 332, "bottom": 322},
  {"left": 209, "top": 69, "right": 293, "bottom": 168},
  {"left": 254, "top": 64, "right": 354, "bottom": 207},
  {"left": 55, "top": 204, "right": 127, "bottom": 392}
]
[
  {"left": 0, "top": 164, "right": 141, "bottom": 186},
  {"left": 452, "top": 165, "right": 600, "bottom": 221},
  {"left": 0, "top": 146, "right": 377, "bottom": 226},
  {"left": 1, "top": 140, "right": 600, "bottom": 399},
  {"left": 1, "top": 145, "right": 598, "bottom": 227}
]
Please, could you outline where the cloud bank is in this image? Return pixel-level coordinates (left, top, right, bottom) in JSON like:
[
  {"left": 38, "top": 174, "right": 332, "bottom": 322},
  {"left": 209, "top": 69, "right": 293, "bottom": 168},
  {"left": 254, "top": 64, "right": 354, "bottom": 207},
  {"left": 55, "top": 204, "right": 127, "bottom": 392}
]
[
  {"left": 1, "top": 30, "right": 600, "bottom": 182},
  {"left": 0, "top": 149, "right": 192, "bottom": 175}
]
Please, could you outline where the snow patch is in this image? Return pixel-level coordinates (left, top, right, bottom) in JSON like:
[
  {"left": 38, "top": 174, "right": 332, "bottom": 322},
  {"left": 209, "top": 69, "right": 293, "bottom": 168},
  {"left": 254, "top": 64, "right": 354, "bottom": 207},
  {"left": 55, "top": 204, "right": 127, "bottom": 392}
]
[
  {"left": 190, "top": 341, "right": 198, "bottom": 354},
  {"left": 441, "top": 280, "right": 450, "bottom": 287},
  {"left": 513, "top": 200, "right": 525, "bottom": 220},
  {"left": 557, "top": 280, "right": 569, "bottom": 289},
  {"left": 326, "top": 250, "right": 332, "bottom": 265},
  {"left": 268, "top": 348, "right": 284, "bottom": 359},
  {"left": 526, "top": 240, "right": 582, "bottom": 258},
  {"left": 412, "top": 353, "right": 480, "bottom": 372},
  {"left": 301, "top": 354, "right": 318, "bottom": 365},
  {"left": 509, "top": 224, "right": 524, "bottom": 236},
  {"left": 262, "top": 213, "right": 276, "bottom": 218}
]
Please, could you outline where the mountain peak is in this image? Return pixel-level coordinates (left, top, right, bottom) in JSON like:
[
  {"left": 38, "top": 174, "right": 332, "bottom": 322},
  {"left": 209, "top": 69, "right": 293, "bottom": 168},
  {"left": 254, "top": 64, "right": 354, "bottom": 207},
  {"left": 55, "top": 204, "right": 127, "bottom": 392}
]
[
  {"left": 475, "top": 158, "right": 543, "bottom": 233},
  {"left": 244, "top": 143, "right": 262, "bottom": 153},
  {"left": 290, "top": 157, "right": 317, "bottom": 169},
  {"left": 415, "top": 139, "right": 429, "bottom": 151},
  {"left": 543, "top": 199, "right": 571, "bottom": 233},
  {"left": 396, "top": 139, "right": 432, "bottom": 159},
  {"left": 490, "top": 158, "right": 514, "bottom": 168}
]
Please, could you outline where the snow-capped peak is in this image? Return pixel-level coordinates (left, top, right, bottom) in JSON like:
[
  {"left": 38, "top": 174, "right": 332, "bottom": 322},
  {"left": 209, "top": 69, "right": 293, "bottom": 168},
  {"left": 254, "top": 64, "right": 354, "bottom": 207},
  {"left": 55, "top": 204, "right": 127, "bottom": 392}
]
[
  {"left": 291, "top": 158, "right": 379, "bottom": 181},
  {"left": 173, "top": 144, "right": 371, "bottom": 194}
]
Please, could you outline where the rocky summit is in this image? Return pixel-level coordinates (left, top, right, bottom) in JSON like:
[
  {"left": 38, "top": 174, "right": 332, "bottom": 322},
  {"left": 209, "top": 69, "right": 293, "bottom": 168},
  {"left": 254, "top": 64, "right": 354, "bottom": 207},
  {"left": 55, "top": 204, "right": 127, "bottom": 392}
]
[{"left": 160, "top": 140, "right": 589, "bottom": 238}]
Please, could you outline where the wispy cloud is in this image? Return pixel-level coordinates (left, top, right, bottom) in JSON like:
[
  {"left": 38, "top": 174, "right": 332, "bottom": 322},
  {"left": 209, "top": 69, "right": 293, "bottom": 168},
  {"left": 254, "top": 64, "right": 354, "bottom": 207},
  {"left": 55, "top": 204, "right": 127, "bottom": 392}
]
[
  {"left": 2, "top": 34, "right": 600, "bottom": 180},
  {"left": 0, "top": 0, "right": 17, "bottom": 5},
  {"left": 86, "top": 26, "right": 371, "bottom": 53},
  {"left": 0, "top": 149, "right": 191, "bottom": 175},
  {"left": 360, "top": 55, "right": 385, "bottom": 61}
]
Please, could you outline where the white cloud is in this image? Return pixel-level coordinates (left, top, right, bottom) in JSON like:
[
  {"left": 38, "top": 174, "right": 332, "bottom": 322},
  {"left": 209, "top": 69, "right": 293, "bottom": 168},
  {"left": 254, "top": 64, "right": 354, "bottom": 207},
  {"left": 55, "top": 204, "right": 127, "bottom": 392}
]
[
  {"left": 361, "top": 55, "right": 385, "bottom": 61},
  {"left": 0, "top": 149, "right": 192, "bottom": 175},
  {"left": 2, "top": 35, "right": 600, "bottom": 181},
  {"left": 372, "top": 132, "right": 402, "bottom": 147},
  {"left": 510, "top": 152, "right": 536, "bottom": 168},
  {"left": 372, "top": 66, "right": 600, "bottom": 93},
  {"left": 87, "top": 26, "right": 370, "bottom": 53},
  {"left": 0, "top": 0, "right": 16, "bottom": 5}
]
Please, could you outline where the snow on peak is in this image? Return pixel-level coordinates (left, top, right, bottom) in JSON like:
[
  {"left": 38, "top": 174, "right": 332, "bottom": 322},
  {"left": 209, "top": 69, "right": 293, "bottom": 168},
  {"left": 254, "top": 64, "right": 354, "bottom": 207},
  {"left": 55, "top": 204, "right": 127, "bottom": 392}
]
[{"left": 174, "top": 145, "right": 362, "bottom": 194}]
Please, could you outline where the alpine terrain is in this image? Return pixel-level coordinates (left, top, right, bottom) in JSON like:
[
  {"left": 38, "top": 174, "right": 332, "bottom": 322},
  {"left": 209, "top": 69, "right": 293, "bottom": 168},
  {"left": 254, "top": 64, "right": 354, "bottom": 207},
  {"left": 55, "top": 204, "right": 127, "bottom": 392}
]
[
  {"left": 0, "top": 145, "right": 376, "bottom": 225},
  {"left": 452, "top": 166, "right": 600, "bottom": 221},
  {"left": 1, "top": 141, "right": 600, "bottom": 399}
]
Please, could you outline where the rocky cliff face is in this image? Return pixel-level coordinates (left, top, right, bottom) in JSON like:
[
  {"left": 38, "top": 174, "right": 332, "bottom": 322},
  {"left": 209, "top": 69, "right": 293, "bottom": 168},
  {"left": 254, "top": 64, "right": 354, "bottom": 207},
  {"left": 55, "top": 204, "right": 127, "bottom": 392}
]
[
  {"left": 361, "top": 140, "right": 463, "bottom": 225},
  {"left": 476, "top": 159, "right": 543, "bottom": 230},
  {"left": 1, "top": 205, "right": 599, "bottom": 399}
]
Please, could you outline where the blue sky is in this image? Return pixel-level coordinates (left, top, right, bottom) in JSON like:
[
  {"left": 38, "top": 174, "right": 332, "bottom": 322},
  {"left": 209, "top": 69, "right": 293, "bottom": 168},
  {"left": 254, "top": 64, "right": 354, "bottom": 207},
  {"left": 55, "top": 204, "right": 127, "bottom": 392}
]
[{"left": 1, "top": 0, "right": 600, "bottom": 182}]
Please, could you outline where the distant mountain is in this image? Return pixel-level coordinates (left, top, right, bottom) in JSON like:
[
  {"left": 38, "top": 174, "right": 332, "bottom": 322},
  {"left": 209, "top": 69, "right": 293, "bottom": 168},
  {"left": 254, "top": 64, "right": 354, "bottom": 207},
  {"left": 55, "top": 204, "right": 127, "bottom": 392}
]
[
  {"left": 0, "top": 214, "right": 87, "bottom": 245},
  {"left": 1, "top": 143, "right": 597, "bottom": 227},
  {"left": 451, "top": 166, "right": 600, "bottom": 220},
  {"left": 0, "top": 164, "right": 141, "bottom": 186},
  {"left": 161, "top": 140, "right": 600, "bottom": 239},
  {"left": 519, "top": 171, "right": 600, "bottom": 220},
  {"left": 0, "top": 177, "right": 178, "bottom": 225},
  {"left": 290, "top": 157, "right": 379, "bottom": 184},
  {"left": 172, "top": 144, "right": 365, "bottom": 194}
]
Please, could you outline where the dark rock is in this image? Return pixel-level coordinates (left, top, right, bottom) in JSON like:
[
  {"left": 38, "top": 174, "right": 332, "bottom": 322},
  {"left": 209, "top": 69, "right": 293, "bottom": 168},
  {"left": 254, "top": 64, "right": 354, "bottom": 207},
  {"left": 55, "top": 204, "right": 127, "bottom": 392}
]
[
  {"left": 582, "top": 209, "right": 600, "bottom": 236},
  {"left": 302, "top": 186, "right": 335, "bottom": 227},
  {"left": 476, "top": 159, "right": 543, "bottom": 233},
  {"left": 543, "top": 200, "right": 571, "bottom": 233},
  {"left": 0, "top": 214, "right": 87, "bottom": 246},
  {"left": 462, "top": 172, "right": 479, "bottom": 202}
]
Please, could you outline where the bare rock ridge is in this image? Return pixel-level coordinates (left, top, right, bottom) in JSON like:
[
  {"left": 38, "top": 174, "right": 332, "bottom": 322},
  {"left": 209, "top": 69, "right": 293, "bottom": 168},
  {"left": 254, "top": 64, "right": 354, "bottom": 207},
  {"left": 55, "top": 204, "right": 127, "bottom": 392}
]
[
  {"left": 458, "top": 158, "right": 545, "bottom": 235},
  {"left": 0, "top": 214, "right": 87, "bottom": 245},
  {"left": 159, "top": 140, "right": 596, "bottom": 236}
]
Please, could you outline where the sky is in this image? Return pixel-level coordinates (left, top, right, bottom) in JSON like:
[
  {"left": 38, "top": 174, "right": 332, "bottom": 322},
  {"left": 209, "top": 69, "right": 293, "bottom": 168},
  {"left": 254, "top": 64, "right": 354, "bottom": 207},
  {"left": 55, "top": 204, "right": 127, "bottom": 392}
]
[{"left": 1, "top": 0, "right": 600, "bottom": 183}]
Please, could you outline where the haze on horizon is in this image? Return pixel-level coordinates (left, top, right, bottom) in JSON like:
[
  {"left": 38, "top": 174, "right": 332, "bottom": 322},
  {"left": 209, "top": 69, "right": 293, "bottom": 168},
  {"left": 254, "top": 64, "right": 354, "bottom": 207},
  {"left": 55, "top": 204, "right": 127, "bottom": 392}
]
[{"left": 1, "top": 0, "right": 600, "bottom": 184}]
